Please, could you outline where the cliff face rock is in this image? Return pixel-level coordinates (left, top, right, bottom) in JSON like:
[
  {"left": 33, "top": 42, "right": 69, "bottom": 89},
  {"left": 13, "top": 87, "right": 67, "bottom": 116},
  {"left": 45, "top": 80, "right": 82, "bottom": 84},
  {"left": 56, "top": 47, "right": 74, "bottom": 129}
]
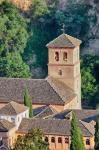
[{"left": 9, "top": 0, "right": 31, "bottom": 10}]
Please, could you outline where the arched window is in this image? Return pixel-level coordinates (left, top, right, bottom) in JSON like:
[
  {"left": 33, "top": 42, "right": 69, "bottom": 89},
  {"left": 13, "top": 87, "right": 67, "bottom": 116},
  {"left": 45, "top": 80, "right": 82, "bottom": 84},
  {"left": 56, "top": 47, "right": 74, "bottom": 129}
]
[
  {"left": 58, "top": 137, "right": 62, "bottom": 143},
  {"left": 63, "top": 52, "right": 67, "bottom": 61},
  {"left": 65, "top": 137, "right": 69, "bottom": 144},
  {"left": 55, "top": 52, "right": 59, "bottom": 61},
  {"left": 86, "top": 139, "right": 90, "bottom": 145},
  {"left": 51, "top": 137, "right": 55, "bottom": 143},
  {"left": 45, "top": 137, "right": 48, "bottom": 142},
  {"left": 58, "top": 70, "right": 62, "bottom": 76}
]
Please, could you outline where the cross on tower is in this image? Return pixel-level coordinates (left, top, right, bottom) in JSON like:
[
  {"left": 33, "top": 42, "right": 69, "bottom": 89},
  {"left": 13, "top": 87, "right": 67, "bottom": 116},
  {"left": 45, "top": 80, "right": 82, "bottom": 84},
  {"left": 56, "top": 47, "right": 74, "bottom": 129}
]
[{"left": 61, "top": 23, "right": 65, "bottom": 34}]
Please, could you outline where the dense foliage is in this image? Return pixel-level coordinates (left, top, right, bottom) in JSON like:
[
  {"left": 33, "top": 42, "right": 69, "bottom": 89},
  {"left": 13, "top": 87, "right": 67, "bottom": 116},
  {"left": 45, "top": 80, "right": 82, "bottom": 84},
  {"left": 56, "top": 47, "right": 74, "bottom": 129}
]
[
  {"left": 95, "top": 116, "right": 99, "bottom": 150},
  {"left": 70, "top": 112, "right": 85, "bottom": 150},
  {"left": 12, "top": 128, "right": 48, "bottom": 150},
  {"left": 81, "top": 55, "right": 99, "bottom": 107},
  {"left": 24, "top": 88, "right": 33, "bottom": 118},
  {"left": 0, "top": 52, "right": 31, "bottom": 78},
  {"left": 0, "top": 1, "right": 28, "bottom": 55}
]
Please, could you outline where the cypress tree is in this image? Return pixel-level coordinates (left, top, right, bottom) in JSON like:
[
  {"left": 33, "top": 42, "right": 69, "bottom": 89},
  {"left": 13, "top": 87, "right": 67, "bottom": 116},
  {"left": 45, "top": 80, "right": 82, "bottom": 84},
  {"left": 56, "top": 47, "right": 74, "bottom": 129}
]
[
  {"left": 24, "top": 88, "right": 33, "bottom": 118},
  {"left": 94, "top": 116, "right": 99, "bottom": 150},
  {"left": 70, "top": 112, "right": 85, "bottom": 150},
  {"left": 29, "top": 96, "right": 33, "bottom": 118}
]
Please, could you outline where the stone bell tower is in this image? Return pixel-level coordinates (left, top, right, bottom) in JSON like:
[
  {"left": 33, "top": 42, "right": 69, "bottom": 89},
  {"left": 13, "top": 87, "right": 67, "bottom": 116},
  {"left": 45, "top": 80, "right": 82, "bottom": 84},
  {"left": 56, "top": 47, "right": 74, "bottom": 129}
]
[{"left": 46, "top": 33, "right": 82, "bottom": 109}]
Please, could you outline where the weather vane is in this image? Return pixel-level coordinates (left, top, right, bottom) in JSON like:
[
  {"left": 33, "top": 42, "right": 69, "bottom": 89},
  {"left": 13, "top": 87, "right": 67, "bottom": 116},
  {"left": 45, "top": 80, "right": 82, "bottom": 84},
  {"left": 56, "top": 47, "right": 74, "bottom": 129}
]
[{"left": 61, "top": 23, "right": 65, "bottom": 34}]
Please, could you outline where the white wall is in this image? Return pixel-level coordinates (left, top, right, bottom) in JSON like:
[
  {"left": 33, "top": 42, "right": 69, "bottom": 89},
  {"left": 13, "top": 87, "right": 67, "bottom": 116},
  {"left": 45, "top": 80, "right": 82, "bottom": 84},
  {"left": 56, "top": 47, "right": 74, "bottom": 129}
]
[{"left": 0, "top": 109, "right": 29, "bottom": 129}]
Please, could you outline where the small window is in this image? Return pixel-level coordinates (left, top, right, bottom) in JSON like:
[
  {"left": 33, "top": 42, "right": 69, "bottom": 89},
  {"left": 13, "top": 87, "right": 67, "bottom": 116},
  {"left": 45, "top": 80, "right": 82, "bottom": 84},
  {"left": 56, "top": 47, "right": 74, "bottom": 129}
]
[
  {"left": 58, "top": 70, "right": 62, "bottom": 76},
  {"left": 55, "top": 52, "right": 59, "bottom": 61},
  {"left": 86, "top": 139, "right": 90, "bottom": 145},
  {"left": 45, "top": 137, "right": 48, "bottom": 142},
  {"left": 65, "top": 137, "right": 69, "bottom": 144},
  {"left": 63, "top": 52, "right": 67, "bottom": 61},
  {"left": 51, "top": 137, "right": 55, "bottom": 143},
  {"left": 58, "top": 137, "right": 62, "bottom": 143}
]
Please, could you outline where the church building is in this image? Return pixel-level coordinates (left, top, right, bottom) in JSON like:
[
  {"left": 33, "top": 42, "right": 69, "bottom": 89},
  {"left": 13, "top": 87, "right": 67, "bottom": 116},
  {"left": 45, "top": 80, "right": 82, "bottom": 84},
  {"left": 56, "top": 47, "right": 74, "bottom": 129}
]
[{"left": 0, "top": 33, "right": 82, "bottom": 112}]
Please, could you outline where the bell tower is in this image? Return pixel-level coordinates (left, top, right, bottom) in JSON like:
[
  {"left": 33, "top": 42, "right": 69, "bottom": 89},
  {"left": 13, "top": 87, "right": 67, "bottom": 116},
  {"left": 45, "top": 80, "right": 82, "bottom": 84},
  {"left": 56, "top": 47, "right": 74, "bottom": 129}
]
[{"left": 46, "top": 33, "right": 82, "bottom": 109}]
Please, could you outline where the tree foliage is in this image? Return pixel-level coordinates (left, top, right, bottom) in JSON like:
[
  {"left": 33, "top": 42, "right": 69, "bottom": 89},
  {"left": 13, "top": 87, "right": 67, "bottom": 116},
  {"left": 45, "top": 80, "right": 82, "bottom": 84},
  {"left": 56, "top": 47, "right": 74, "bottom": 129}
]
[
  {"left": 0, "top": 52, "right": 31, "bottom": 78},
  {"left": 94, "top": 116, "right": 99, "bottom": 150},
  {"left": 0, "top": 1, "right": 28, "bottom": 55},
  {"left": 12, "top": 128, "right": 48, "bottom": 150},
  {"left": 70, "top": 112, "right": 85, "bottom": 150},
  {"left": 24, "top": 88, "right": 33, "bottom": 118},
  {"left": 81, "top": 55, "right": 99, "bottom": 107}
]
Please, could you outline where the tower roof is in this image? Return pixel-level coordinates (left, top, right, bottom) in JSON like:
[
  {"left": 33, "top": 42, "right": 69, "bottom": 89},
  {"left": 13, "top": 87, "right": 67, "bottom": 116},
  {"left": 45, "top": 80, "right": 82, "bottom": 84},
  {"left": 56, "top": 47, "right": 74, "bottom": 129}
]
[{"left": 46, "top": 33, "right": 82, "bottom": 48}]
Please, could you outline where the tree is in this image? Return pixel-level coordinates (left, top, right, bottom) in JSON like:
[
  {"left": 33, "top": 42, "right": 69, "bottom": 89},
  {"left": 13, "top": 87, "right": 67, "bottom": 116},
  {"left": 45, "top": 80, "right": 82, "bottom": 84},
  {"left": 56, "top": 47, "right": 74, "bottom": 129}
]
[
  {"left": 0, "top": 1, "right": 28, "bottom": 55},
  {"left": 24, "top": 88, "right": 33, "bottom": 118},
  {"left": 31, "top": 0, "right": 49, "bottom": 19},
  {"left": 12, "top": 128, "right": 48, "bottom": 150},
  {"left": 81, "top": 55, "right": 99, "bottom": 107},
  {"left": 70, "top": 112, "right": 85, "bottom": 150},
  {"left": 94, "top": 116, "right": 99, "bottom": 150},
  {"left": 55, "top": 0, "right": 97, "bottom": 41},
  {"left": 0, "top": 52, "right": 31, "bottom": 78}
]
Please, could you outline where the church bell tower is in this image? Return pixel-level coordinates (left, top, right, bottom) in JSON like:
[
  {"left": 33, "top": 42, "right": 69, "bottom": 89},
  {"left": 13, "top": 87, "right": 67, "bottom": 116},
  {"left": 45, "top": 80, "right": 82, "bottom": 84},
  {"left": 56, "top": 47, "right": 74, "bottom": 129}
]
[{"left": 46, "top": 33, "right": 82, "bottom": 109}]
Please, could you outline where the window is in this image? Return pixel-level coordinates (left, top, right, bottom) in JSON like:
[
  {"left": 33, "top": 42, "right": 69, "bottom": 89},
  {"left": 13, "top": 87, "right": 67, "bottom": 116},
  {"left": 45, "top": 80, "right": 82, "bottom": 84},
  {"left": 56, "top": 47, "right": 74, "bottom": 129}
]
[
  {"left": 58, "top": 70, "right": 62, "bottom": 76},
  {"left": 45, "top": 137, "right": 48, "bottom": 142},
  {"left": 51, "top": 137, "right": 55, "bottom": 143},
  {"left": 86, "top": 139, "right": 90, "bottom": 145},
  {"left": 55, "top": 52, "right": 59, "bottom": 61},
  {"left": 11, "top": 117, "right": 15, "bottom": 122},
  {"left": 65, "top": 137, "right": 69, "bottom": 144},
  {"left": 58, "top": 137, "right": 62, "bottom": 143},
  {"left": 63, "top": 52, "right": 67, "bottom": 61}
]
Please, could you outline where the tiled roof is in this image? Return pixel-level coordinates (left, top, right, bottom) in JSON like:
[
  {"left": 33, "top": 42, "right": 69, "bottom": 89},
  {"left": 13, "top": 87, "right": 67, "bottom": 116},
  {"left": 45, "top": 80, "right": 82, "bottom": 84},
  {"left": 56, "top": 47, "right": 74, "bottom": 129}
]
[
  {"left": 51, "top": 109, "right": 99, "bottom": 121},
  {"left": 0, "top": 77, "right": 75, "bottom": 105},
  {"left": 0, "top": 119, "right": 15, "bottom": 132},
  {"left": 18, "top": 118, "right": 93, "bottom": 137},
  {"left": 34, "top": 105, "right": 57, "bottom": 118},
  {"left": 0, "top": 101, "right": 28, "bottom": 116},
  {"left": 46, "top": 33, "right": 82, "bottom": 48}
]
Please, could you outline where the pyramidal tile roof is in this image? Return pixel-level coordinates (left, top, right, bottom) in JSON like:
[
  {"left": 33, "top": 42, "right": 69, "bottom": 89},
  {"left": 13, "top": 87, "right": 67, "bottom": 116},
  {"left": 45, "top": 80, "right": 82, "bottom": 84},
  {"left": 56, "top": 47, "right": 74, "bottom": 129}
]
[
  {"left": 46, "top": 33, "right": 82, "bottom": 48},
  {"left": 0, "top": 119, "right": 15, "bottom": 132},
  {"left": 0, "top": 101, "right": 28, "bottom": 116}
]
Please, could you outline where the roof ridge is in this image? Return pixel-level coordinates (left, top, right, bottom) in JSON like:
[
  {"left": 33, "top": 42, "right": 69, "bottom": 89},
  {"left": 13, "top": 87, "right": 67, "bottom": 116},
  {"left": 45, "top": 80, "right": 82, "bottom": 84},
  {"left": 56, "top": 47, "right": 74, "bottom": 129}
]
[
  {"left": 80, "top": 120, "right": 93, "bottom": 136},
  {"left": 64, "top": 34, "right": 74, "bottom": 45},
  {"left": 46, "top": 79, "right": 64, "bottom": 104},
  {"left": 34, "top": 106, "right": 49, "bottom": 117},
  {"left": 9, "top": 102, "right": 17, "bottom": 115}
]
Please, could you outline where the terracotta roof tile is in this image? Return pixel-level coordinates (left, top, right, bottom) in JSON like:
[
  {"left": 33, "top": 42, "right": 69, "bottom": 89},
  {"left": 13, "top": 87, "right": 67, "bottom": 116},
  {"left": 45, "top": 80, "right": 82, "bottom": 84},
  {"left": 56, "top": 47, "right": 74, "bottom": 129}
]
[
  {"left": 46, "top": 34, "right": 82, "bottom": 48},
  {"left": 0, "top": 101, "right": 28, "bottom": 115},
  {"left": 0, "top": 119, "right": 15, "bottom": 132},
  {"left": 0, "top": 77, "right": 75, "bottom": 105},
  {"left": 18, "top": 118, "right": 93, "bottom": 137}
]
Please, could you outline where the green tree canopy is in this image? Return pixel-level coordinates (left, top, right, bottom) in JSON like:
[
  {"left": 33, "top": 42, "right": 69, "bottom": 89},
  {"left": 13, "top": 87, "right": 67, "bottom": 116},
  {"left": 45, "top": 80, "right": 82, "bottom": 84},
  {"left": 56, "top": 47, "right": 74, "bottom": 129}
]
[
  {"left": 81, "top": 55, "right": 99, "bottom": 107},
  {"left": 70, "top": 112, "right": 85, "bottom": 150},
  {"left": 31, "top": 0, "right": 49, "bottom": 19},
  {"left": 94, "top": 116, "right": 99, "bottom": 150},
  {"left": 0, "top": 52, "right": 31, "bottom": 78},
  {"left": 12, "top": 128, "right": 49, "bottom": 150},
  {"left": 0, "top": 1, "right": 28, "bottom": 55}
]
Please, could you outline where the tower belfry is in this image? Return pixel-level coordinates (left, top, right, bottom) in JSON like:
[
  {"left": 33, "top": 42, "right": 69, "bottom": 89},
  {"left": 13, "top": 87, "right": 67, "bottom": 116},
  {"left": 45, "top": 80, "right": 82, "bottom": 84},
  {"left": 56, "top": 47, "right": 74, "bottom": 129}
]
[{"left": 46, "top": 33, "right": 82, "bottom": 109}]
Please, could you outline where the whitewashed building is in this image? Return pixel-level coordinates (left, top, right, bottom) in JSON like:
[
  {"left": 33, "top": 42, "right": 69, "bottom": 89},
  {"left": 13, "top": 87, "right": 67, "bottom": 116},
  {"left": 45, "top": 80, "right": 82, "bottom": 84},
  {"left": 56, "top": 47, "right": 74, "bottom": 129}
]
[{"left": 0, "top": 101, "right": 29, "bottom": 129}]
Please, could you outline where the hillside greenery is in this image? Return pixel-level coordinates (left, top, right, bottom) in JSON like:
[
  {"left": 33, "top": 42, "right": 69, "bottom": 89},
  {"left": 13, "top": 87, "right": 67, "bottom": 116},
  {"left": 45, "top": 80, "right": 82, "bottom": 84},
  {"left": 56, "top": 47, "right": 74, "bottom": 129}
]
[{"left": 0, "top": 0, "right": 99, "bottom": 108}]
